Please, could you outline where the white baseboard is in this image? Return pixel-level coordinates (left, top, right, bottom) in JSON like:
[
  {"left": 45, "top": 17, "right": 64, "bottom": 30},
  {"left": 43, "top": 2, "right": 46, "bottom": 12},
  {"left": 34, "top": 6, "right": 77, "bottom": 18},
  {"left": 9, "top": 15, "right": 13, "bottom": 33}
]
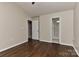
[
  {"left": 40, "top": 40, "right": 52, "bottom": 43},
  {"left": 52, "top": 40, "right": 59, "bottom": 44},
  {"left": 59, "top": 42, "right": 73, "bottom": 47},
  {"left": 73, "top": 46, "right": 79, "bottom": 56},
  {"left": 52, "top": 41, "right": 59, "bottom": 44},
  {"left": 0, "top": 40, "right": 28, "bottom": 52},
  {"left": 40, "top": 40, "right": 73, "bottom": 46}
]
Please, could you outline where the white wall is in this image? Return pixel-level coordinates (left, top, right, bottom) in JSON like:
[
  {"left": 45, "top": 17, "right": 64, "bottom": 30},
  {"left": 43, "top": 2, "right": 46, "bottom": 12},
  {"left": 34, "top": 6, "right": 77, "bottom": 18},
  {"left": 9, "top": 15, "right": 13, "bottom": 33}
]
[
  {"left": 32, "top": 17, "right": 39, "bottom": 40},
  {"left": 0, "top": 3, "right": 28, "bottom": 51},
  {"left": 40, "top": 10, "right": 74, "bottom": 46},
  {"left": 40, "top": 15, "right": 52, "bottom": 42},
  {"left": 74, "top": 3, "right": 79, "bottom": 55},
  {"left": 51, "top": 10, "right": 74, "bottom": 46}
]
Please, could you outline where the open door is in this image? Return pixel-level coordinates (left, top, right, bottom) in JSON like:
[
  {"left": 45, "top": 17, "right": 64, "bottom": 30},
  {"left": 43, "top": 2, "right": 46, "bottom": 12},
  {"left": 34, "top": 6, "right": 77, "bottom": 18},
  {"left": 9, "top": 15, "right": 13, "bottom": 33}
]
[{"left": 32, "top": 20, "right": 39, "bottom": 40}]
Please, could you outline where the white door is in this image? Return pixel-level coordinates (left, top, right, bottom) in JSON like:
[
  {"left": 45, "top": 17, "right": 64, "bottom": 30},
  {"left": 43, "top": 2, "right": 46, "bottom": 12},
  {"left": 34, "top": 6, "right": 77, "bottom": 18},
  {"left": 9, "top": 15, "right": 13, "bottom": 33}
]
[{"left": 32, "top": 20, "right": 39, "bottom": 40}]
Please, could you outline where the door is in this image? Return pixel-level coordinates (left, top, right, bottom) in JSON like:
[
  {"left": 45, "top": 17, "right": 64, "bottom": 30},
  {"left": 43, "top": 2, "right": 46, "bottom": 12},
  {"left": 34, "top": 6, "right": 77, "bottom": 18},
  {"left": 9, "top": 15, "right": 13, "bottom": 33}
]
[{"left": 32, "top": 20, "right": 39, "bottom": 40}]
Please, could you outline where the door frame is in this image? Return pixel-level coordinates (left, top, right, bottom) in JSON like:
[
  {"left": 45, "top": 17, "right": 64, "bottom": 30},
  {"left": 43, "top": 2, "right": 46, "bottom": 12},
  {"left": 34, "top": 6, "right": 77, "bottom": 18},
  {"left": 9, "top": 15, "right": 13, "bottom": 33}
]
[{"left": 52, "top": 17, "right": 61, "bottom": 44}]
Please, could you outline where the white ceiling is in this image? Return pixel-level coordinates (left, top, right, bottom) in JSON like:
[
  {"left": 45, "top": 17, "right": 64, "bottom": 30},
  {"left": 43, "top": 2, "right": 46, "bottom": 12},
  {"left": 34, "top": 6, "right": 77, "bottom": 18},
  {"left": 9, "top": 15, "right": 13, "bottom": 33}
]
[{"left": 17, "top": 2, "right": 75, "bottom": 17}]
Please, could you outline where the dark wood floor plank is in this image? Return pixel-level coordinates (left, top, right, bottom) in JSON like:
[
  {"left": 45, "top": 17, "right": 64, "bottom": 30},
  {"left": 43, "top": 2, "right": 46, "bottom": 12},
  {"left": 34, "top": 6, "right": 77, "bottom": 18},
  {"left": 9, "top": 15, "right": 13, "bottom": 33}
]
[{"left": 0, "top": 40, "right": 78, "bottom": 57}]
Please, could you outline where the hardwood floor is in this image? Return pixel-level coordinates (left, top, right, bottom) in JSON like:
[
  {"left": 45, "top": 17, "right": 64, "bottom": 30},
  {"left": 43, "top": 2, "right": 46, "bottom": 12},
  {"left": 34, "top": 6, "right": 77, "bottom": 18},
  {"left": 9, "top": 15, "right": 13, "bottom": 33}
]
[{"left": 0, "top": 40, "right": 78, "bottom": 57}]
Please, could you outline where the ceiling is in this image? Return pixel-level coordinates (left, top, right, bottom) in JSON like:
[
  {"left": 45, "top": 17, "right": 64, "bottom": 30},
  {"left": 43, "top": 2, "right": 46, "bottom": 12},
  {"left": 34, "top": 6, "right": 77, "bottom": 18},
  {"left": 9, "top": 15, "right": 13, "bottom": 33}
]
[{"left": 16, "top": 2, "right": 75, "bottom": 17}]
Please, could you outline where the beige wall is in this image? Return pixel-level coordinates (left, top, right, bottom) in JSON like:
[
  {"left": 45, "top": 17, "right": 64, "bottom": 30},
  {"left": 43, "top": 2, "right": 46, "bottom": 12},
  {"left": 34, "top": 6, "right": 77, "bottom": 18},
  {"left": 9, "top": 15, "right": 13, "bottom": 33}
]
[
  {"left": 74, "top": 3, "right": 79, "bottom": 55},
  {"left": 40, "top": 15, "right": 51, "bottom": 42},
  {"left": 40, "top": 10, "right": 74, "bottom": 46},
  {"left": 0, "top": 3, "right": 28, "bottom": 51}
]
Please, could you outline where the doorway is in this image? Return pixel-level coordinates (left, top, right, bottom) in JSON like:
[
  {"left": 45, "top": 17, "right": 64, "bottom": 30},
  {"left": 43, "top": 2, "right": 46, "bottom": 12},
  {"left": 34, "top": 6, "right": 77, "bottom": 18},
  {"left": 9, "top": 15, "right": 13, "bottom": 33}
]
[
  {"left": 52, "top": 18, "right": 60, "bottom": 43},
  {"left": 28, "top": 20, "right": 32, "bottom": 41}
]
